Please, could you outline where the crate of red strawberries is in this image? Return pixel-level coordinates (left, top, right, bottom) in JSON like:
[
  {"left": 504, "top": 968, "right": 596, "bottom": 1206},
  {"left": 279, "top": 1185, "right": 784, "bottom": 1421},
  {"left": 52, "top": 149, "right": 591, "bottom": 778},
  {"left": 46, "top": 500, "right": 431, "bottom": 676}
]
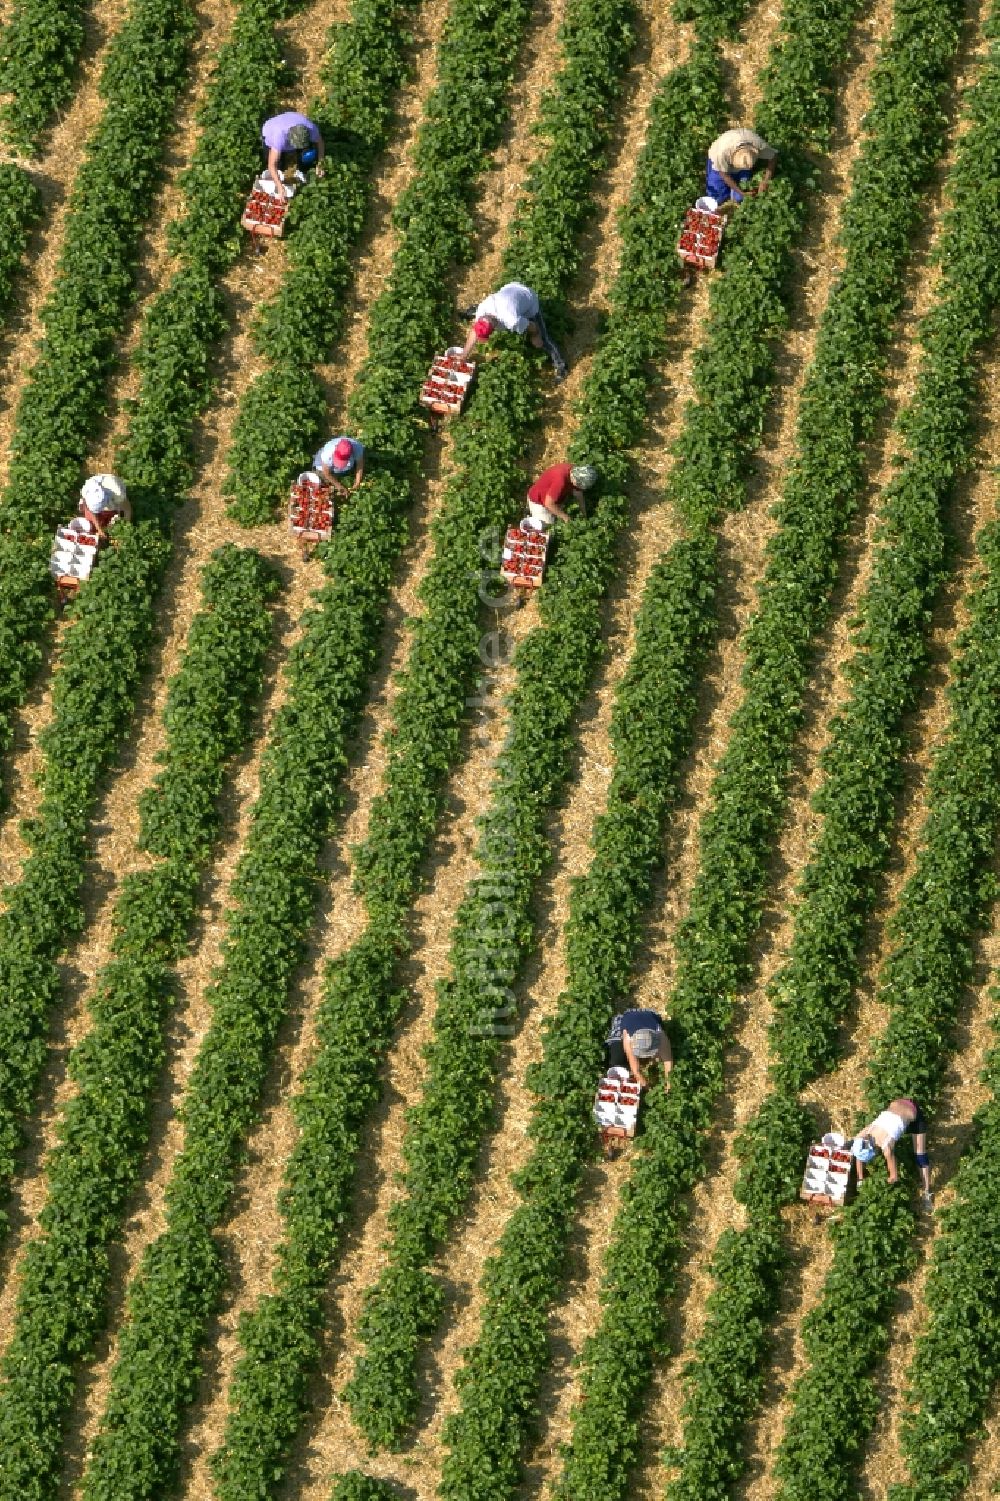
[
  {"left": 242, "top": 186, "right": 289, "bottom": 238},
  {"left": 288, "top": 474, "right": 335, "bottom": 541},
  {"left": 500, "top": 523, "right": 549, "bottom": 590},
  {"left": 420, "top": 348, "right": 477, "bottom": 417},
  {"left": 676, "top": 205, "right": 726, "bottom": 270}
]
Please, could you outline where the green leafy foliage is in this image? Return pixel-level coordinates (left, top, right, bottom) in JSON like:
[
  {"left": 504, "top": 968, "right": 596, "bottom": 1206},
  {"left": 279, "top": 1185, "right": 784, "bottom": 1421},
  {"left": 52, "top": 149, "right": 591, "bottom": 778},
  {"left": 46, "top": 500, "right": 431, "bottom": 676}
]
[
  {"left": 215, "top": 0, "right": 642, "bottom": 1479},
  {"left": 551, "top": 0, "right": 964, "bottom": 1492},
  {"left": 0, "top": 163, "right": 41, "bottom": 310},
  {"left": 0, "top": 546, "right": 280, "bottom": 1501},
  {"left": 329, "top": 1473, "right": 405, "bottom": 1501},
  {"left": 77, "top": 0, "right": 539, "bottom": 1492},
  {"left": 663, "top": 8, "right": 1000, "bottom": 1497},
  {"left": 223, "top": 0, "right": 421, "bottom": 520},
  {"left": 0, "top": 0, "right": 87, "bottom": 151}
]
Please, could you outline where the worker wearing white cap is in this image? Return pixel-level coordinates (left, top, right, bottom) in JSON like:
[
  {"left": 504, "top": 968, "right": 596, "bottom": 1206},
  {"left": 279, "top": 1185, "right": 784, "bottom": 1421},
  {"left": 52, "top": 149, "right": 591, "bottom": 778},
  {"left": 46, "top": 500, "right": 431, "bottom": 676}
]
[
  {"left": 313, "top": 435, "right": 365, "bottom": 496},
  {"left": 605, "top": 1008, "right": 672, "bottom": 1089},
  {"left": 851, "top": 1097, "right": 932, "bottom": 1208},
  {"left": 79, "top": 474, "right": 132, "bottom": 539},
  {"left": 706, "top": 127, "right": 778, "bottom": 207}
]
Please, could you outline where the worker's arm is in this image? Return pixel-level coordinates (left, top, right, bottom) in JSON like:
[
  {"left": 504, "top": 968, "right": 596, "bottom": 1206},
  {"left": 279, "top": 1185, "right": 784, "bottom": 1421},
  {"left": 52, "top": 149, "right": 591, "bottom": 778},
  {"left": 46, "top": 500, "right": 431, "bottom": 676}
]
[
  {"left": 352, "top": 453, "right": 365, "bottom": 490},
  {"left": 657, "top": 1032, "right": 673, "bottom": 1084},
  {"left": 267, "top": 146, "right": 287, "bottom": 198},
  {"left": 758, "top": 152, "right": 778, "bottom": 191},
  {"left": 622, "top": 1032, "right": 649, "bottom": 1089},
  {"left": 545, "top": 494, "right": 571, "bottom": 523},
  {"left": 118, "top": 496, "right": 133, "bottom": 525},
  {"left": 883, "top": 1142, "right": 899, "bottom": 1184},
  {"left": 462, "top": 325, "right": 478, "bottom": 358},
  {"left": 315, "top": 131, "right": 326, "bottom": 169}
]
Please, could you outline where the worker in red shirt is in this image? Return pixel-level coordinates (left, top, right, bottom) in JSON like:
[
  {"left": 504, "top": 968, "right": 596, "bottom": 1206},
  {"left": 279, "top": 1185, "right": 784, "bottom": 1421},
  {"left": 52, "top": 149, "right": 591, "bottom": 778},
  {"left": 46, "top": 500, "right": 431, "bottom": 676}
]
[{"left": 526, "top": 462, "right": 596, "bottom": 528}]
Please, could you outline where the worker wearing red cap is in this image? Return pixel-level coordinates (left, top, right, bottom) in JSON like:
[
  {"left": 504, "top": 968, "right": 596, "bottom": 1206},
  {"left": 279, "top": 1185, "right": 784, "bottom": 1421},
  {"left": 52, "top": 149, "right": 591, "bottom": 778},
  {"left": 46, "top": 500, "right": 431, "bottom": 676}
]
[
  {"left": 313, "top": 435, "right": 365, "bottom": 495},
  {"left": 461, "top": 281, "right": 567, "bottom": 380}
]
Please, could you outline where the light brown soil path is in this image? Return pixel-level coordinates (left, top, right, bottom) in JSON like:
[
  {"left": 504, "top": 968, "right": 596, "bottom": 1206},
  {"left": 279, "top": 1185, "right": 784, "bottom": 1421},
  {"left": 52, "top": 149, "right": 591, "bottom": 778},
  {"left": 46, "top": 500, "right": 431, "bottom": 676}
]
[{"left": 963, "top": 1380, "right": 1000, "bottom": 1497}]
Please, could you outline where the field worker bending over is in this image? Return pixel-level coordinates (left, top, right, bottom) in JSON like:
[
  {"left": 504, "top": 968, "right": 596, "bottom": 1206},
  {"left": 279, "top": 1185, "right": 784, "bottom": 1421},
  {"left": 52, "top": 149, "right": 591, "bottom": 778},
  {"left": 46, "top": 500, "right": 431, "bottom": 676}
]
[
  {"left": 462, "top": 281, "right": 568, "bottom": 381},
  {"left": 526, "top": 461, "right": 596, "bottom": 528},
  {"left": 851, "top": 1097, "right": 933, "bottom": 1208},
  {"left": 314, "top": 435, "right": 365, "bottom": 496},
  {"left": 79, "top": 474, "right": 131, "bottom": 539},
  {"left": 605, "top": 1008, "right": 672, "bottom": 1090},
  {"left": 261, "top": 112, "right": 326, "bottom": 198},
  {"left": 706, "top": 126, "right": 777, "bottom": 207}
]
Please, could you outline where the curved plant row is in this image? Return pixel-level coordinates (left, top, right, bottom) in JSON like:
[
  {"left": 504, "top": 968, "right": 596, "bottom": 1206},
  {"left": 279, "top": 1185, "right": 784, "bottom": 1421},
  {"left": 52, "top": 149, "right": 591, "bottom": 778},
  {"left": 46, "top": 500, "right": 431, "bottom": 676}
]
[
  {"left": 664, "top": 11, "right": 1000, "bottom": 1498},
  {"left": 0, "top": 0, "right": 309, "bottom": 1257},
  {"left": 551, "top": 0, "right": 966, "bottom": 1493},
  {"left": 0, "top": 0, "right": 203, "bottom": 765},
  {"left": 772, "top": 504, "right": 1000, "bottom": 1500},
  {"left": 0, "top": 0, "right": 88, "bottom": 151},
  {"left": 0, "top": 545, "right": 280, "bottom": 1501},
  {"left": 332, "top": 0, "right": 648, "bottom": 1450},
  {"left": 890, "top": 989, "right": 1000, "bottom": 1501},
  {"left": 74, "top": 0, "right": 539, "bottom": 1493},
  {"left": 0, "top": 163, "right": 41, "bottom": 316},
  {"left": 330, "top": 1475, "right": 404, "bottom": 1501},
  {"left": 215, "top": 0, "right": 644, "bottom": 1482},
  {"left": 224, "top": 0, "right": 421, "bottom": 523},
  {"left": 345, "top": 0, "right": 867, "bottom": 1476}
]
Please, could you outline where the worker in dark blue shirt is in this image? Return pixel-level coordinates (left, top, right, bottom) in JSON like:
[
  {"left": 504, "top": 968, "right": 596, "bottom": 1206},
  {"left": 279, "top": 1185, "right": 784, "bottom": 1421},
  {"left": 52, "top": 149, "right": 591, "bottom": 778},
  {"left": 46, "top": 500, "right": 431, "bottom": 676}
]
[{"left": 605, "top": 1008, "right": 672, "bottom": 1088}]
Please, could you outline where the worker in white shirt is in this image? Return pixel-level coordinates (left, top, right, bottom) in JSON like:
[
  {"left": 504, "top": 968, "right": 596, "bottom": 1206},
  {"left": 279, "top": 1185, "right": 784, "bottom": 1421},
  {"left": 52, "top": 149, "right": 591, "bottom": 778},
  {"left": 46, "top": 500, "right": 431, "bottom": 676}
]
[
  {"left": 851, "top": 1097, "right": 933, "bottom": 1208},
  {"left": 461, "top": 281, "right": 567, "bottom": 380},
  {"left": 79, "top": 474, "right": 131, "bottom": 539},
  {"left": 705, "top": 127, "right": 778, "bottom": 207}
]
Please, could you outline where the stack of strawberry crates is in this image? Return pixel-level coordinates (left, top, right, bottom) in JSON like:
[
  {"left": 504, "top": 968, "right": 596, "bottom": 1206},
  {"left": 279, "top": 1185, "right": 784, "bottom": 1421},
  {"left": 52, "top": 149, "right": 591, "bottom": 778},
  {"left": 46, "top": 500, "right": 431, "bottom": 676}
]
[
  {"left": 676, "top": 205, "right": 725, "bottom": 270},
  {"left": 500, "top": 525, "right": 548, "bottom": 590},
  {"left": 288, "top": 475, "right": 335, "bottom": 544},
  {"left": 593, "top": 1070, "right": 642, "bottom": 1145},
  {"left": 800, "top": 1140, "right": 855, "bottom": 1206},
  {"left": 420, "top": 350, "right": 476, "bottom": 417}
]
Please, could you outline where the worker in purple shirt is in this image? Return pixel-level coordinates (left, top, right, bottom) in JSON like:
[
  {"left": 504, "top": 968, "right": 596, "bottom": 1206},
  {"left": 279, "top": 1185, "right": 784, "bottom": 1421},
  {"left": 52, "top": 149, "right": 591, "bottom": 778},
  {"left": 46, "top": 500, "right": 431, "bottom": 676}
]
[{"left": 261, "top": 111, "right": 325, "bottom": 199}]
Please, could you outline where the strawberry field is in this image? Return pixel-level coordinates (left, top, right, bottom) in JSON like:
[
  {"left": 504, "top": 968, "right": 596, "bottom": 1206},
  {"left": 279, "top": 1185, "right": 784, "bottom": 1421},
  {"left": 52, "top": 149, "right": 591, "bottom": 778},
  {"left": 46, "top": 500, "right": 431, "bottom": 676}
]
[{"left": 0, "top": 0, "right": 999, "bottom": 1495}]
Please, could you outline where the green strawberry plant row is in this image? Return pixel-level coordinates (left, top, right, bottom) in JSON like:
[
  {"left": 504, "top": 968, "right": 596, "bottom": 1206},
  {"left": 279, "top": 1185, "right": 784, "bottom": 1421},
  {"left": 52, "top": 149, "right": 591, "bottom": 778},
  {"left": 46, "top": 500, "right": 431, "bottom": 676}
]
[
  {"left": 223, "top": 0, "right": 422, "bottom": 523},
  {"left": 442, "top": 1, "right": 863, "bottom": 1495},
  {"left": 0, "top": 0, "right": 88, "bottom": 151},
  {"left": 551, "top": 0, "right": 967, "bottom": 1492},
  {"left": 74, "top": 0, "right": 540, "bottom": 1492},
  {"left": 0, "top": 0, "right": 309, "bottom": 1264},
  {"left": 772, "top": 501, "right": 1000, "bottom": 1499},
  {"left": 330, "top": 1474, "right": 404, "bottom": 1501},
  {"left": 213, "top": 0, "right": 648, "bottom": 1471},
  {"left": 0, "top": 0, "right": 204, "bottom": 772},
  {"left": 334, "top": 0, "right": 645, "bottom": 1452},
  {"left": 0, "top": 163, "right": 41, "bottom": 314},
  {"left": 890, "top": 995, "right": 1000, "bottom": 1501},
  {"left": 666, "top": 11, "right": 1000, "bottom": 1498},
  {"left": 0, "top": 545, "right": 281, "bottom": 1501}
]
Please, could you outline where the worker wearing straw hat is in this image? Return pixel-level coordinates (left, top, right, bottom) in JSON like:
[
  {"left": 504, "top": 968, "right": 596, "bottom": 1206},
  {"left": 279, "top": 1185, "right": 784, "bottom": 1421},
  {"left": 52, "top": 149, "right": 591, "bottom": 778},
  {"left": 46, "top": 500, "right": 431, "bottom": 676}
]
[
  {"left": 705, "top": 126, "right": 777, "bottom": 208},
  {"left": 313, "top": 435, "right": 365, "bottom": 496}
]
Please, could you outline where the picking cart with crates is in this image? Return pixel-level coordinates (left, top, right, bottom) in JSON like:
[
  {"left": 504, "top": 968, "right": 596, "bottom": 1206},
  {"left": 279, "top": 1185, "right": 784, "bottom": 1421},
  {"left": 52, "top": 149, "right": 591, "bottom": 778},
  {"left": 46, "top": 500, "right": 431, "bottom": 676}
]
[
  {"left": 800, "top": 1132, "right": 855, "bottom": 1207},
  {"left": 593, "top": 1066, "right": 643, "bottom": 1159},
  {"left": 241, "top": 168, "right": 306, "bottom": 247},
  {"left": 420, "top": 347, "right": 476, "bottom": 429},
  {"left": 500, "top": 521, "right": 549, "bottom": 602},
  {"left": 49, "top": 519, "right": 109, "bottom": 608},
  {"left": 288, "top": 472, "right": 335, "bottom": 555},
  {"left": 677, "top": 198, "right": 726, "bottom": 280}
]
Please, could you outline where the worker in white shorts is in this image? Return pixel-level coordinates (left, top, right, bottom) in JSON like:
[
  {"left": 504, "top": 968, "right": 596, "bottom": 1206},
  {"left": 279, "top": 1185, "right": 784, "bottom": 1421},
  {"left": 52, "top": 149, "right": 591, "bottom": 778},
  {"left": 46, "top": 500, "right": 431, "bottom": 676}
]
[
  {"left": 79, "top": 474, "right": 132, "bottom": 539},
  {"left": 461, "top": 281, "right": 568, "bottom": 380},
  {"left": 851, "top": 1097, "right": 933, "bottom": 1208}
]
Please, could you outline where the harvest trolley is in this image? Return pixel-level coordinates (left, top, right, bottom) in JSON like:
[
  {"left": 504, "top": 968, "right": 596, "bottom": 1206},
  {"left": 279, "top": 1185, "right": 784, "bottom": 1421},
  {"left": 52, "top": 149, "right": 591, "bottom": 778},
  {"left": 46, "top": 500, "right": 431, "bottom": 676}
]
[
  {"left": 49, "top": 524, "right": 100, "bottom": 607},
  {"left": 500, "top": 522, "right": 549, "bottom": 601},
  {"left": 676, "top": 204, "right": 726, "bottom": 275},
  {"left": 593, "top": 1067, "right": 642, "bottom": 1158},
  {"left": 419, "top": 348, "right": 476, "bottom": 429},
  {"left": 799, "top": 1135, "right": 855, "bottom": 1207},
  {"left": 288, "top": 473, "right": 335, "bottom": 555}
]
